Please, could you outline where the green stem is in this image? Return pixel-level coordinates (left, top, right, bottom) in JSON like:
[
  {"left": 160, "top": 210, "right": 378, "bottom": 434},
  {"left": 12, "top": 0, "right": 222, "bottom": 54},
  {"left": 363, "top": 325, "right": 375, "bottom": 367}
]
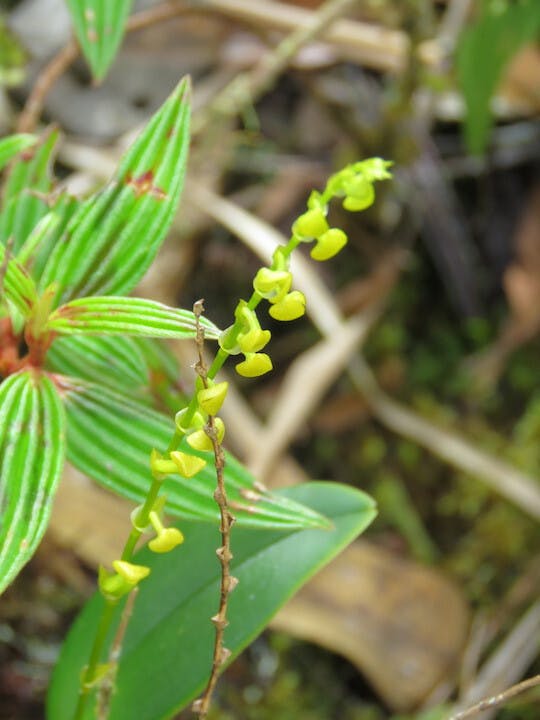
[
  {"left": 73, "top": 600, "right": 118, "bottom": 720},
  {"left": 74, "top": 231, "right": 302, "bottom": 718}
]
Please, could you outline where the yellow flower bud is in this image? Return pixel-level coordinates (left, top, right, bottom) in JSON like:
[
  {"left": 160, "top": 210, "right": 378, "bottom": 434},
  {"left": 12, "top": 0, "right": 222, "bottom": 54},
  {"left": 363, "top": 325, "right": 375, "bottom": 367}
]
[
  {"left": 235, "top": 352, "right": 273, "bottom": 377},
  {"left": 310, "top": 228, "right": 348, "bottom": 261},
  {"left": 268, "top": 291, "right": 306, "bottom": 321},
  {"left": 186, "top": 417, "right": 225, "bottom": 451},
  {"left": 197, "top": 381, "right": 229, "bottom": 415},
  {"left": 113, "top": 560, "right": 151, "bottom": 585},
  {"left": 170, "top": 450, "right": 207, "bottom": 477},
  {"left": 253, "top": 268, "right": 292, "bottom": 300},
  {"left": 99, "top": 560, "right": 151, "bottom": 600},
  {"left": 148, "top": 527, "right": 184, "bottom": 553},
  {"left": 342, "top": 178, "right": 374, "bottom": 210},
  {"left": 292, "top": 208, "right": 329, "bottom": 239},
  {"left": 237, "top": 327, "right": 271, "bottom": 353}
]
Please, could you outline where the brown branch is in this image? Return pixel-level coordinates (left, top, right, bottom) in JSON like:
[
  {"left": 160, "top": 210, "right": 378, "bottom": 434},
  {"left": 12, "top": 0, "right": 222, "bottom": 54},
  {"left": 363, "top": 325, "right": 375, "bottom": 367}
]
[
  {"left": 449, "top": 674, "right": 540, "bottom": 720},
  {"left": 17, "top": 39, "right": 79, "bottom": 133},
  {"left": 192, "top": 300, "right": 237, "bottom": 719}
]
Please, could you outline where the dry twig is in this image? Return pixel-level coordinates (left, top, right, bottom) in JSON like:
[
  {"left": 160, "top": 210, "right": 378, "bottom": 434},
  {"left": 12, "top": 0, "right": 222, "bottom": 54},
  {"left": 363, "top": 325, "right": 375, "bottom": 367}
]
[
  {"left": 449, "top": 674, "right": 540, "bottom": 720},
  {"left": 191, "top": 185, "right": 540, "bottom": 520},
  {"left": 192, "top": 300, "right": 237, "bottom": 719}
]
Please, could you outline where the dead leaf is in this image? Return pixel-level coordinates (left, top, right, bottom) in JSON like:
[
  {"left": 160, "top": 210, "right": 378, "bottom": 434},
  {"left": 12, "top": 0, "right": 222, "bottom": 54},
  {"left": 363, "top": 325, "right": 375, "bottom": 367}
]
[{"left": 272, "top": 541, "right": 470, "bottom": 711}]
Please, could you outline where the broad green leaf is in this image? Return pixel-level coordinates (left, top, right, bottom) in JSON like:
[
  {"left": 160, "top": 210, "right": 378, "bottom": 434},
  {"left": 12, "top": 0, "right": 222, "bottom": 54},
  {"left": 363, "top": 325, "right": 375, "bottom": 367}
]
[
  {"left": 62, "top": 378, "right": 328, "bottom": 531},
  {"left": 66, "top": 0, "right": 133, "bottom": 81},
  {"left": 46, "top": 335, "right": 149, "bottom": 393},
  {"left": 0, "top": 371, "right": 65, "bottom": 594},
  {"left": 0, "top": 134, "right": 36, "bottom": 172},
  {"left": 47, "top": 296, "right": 221, "bottom": 340},
  {"left": 0, "top": 128, "right": 58, "bottom": 252},
  {"left": 39, "top": 78, "right": 191, "bottom": 305},
  {"left": 0, "top": 242, "right": 38, "bottom": 317},
  {"left": 47, "top": 482, "right": 376, "bottom": 720},
  {"left": 457, "top": 0, "right": 540, "bottom": 154}
]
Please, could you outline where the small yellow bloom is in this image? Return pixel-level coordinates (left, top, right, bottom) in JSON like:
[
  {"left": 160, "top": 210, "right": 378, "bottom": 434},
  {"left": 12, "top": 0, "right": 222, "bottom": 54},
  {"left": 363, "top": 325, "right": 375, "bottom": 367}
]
[
  {"left": 238, "top": 327, "right": 271, "bottom": 353},
  {"left": 186, "top": 417, "right": 225, "bottom": 451},
  {"left": 310, "top": 228, "right": 348, "bottom": 261},
  {"left": 197, "top": 381, "right": 229, "bottom": 415},
  {"left": 113, "top": 560, "right": 151, "bottom": 585},
  {"left": 253, "top": 268, "right": 292, "bottom": 301},
  {"left": 293, "top": 208, "right": 329, "bottom": 239},
  {"left": 149, "top": 527, "right": 184, "bottom": 553},
  {"left": 269, "top": 291, "right": 306, "bottom": 321},
  {"left": 342, "top": 182, "right": 374, "bottom": 211},
  {"left": 170, "top": 450, "right": 207, "bottom": 477},
  {"left": 235, "top": 352, "right": 273, "bottom": 377}
]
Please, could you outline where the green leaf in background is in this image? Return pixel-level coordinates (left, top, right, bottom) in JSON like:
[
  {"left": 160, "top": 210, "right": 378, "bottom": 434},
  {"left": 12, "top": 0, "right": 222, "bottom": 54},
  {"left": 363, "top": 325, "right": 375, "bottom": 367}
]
[
  {"left": 63, "top": 379, "right": 328, "bottom": 531},
  {"left": 47, "top": 482, "right": 376, "bottom": 720},
  {"left": 66, "top": 0, "right": 133, "bottom": 81},
  {"left": 0, "top": 133, "right": 36, "bottom": 172},
  {"left": 0, "top": 128, "right": 58, "bottom": 252},
  {"left": 457, "top": 0, "right": 540, "bottom": 154},
  {"left": 46, "top": 335, "right": 149, "bottom": 394},
  {"left": 39, "top": 78, "right": 191, "bottom": 305},
  {"left": 0, "top": 242, "right": 38, "bottom": 318},
  {"left": 0, "top": 371, "right": 65, "bottom": 594},
  {"left": 47, "top": 296, "right": 221, "bottom": 340}
]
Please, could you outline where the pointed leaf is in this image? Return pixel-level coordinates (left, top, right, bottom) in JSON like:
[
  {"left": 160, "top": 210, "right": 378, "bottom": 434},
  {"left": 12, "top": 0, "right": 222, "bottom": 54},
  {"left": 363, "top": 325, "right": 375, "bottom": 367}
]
[
  {"left": 0, "top": 134, "right": 36, "bottom": 172},
  {"left": 47, "top": 482, "right": 376, "bottom": 720},
  {"left": 46, "top": 335, "right": 149, "bottom": 393},
  {"left": 17, "top": 194, "right": 80, "bottom": 280},
  {"left": 0, "top": 243, "right": 38, "bottom": 318},
  {"left": 39, "top": 78, "right": 191, "bottom": 305},
  {"left": 47, "top": 296, "right": 221, "bottom": 340},
  {"left": 66, "top": 0, "right": 133, "bottom": 81},
  {"left": 0, "top": 128, "right": 58, "bottom": 252},
  {"left": 61, "top": 378, "right": 328, "bottom": 530},
  {"left": 0, "top": 371, "right": 66, "bottom": 594}
]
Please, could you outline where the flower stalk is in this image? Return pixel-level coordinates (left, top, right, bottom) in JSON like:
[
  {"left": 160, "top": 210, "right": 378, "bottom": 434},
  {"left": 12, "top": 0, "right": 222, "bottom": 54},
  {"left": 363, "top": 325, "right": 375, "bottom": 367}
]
[{"left": 73, "top": 158, "right": 391, "bottom": 720}]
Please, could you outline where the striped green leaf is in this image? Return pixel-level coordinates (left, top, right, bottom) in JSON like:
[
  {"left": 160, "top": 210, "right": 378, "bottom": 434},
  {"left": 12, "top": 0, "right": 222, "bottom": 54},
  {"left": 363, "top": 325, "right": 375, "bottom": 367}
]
[
  {"left": 46, "top": 296, "right": 221, "bottom": 340},
  {"left": 0, "top": 128, "right": 58, "bottom": 253},
  {"left": 0, "top": 371, "right": 66, "bottom": 594},
  {"left": 17, "top": 194, "right": 80, "bottom": 280},
  {"left": 0, "top": 134, "right": 36, "bottom": 172},
  {"left": 62, "top": 378, "right": 329, "bottom": 531},
  {"left": 39, "top": 78, "right": 191, "bottom": 305},
  {"left": 66, "top": 0, "right": 133, "bottom": 81},
  {"left": 46, "top": 335, "right": 149, "bottom": 393},
  {"left": 0, "top": 242, "right": 38, "bottom": 318},
  {"left": 132, "top": 337, "right": 189, "bottom": 414}
]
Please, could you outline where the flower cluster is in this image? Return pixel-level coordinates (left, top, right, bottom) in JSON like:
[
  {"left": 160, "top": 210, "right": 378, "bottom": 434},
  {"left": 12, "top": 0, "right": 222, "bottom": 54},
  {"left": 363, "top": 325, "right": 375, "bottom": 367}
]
[{"left": 96, "top": 157, "right": 391, "bottom": 602}]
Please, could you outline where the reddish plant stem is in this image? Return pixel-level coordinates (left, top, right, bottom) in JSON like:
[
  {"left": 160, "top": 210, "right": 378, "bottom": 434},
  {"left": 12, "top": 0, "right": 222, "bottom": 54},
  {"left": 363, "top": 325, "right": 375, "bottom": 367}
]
[{"left": 192, "top": 300, "right": 237, "bottom": 719}]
